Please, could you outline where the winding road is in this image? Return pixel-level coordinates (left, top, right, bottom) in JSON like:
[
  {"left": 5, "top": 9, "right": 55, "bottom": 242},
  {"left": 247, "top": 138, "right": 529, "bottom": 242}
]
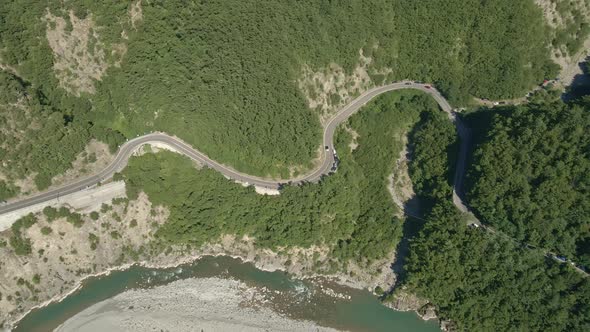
[
  {"left": 1, "top": 81, "right": 586, "bottom": 275},
  {"left": 0, "top": 82, "right": 469, "bottom": 217}
]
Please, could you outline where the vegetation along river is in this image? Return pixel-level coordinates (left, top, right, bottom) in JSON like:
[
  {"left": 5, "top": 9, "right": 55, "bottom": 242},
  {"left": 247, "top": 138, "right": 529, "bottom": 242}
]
[{"left": 14, "top": 256, "right": 439, "bottom": 332}]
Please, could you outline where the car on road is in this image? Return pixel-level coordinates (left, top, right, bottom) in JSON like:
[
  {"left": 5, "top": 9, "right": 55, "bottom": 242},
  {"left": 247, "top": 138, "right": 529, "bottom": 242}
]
[
  {"left": 325, "top": 146, "right": 330, "bottom": 151},
  {"left": 404, "top": 82, "right": 412, "bottom": 85},
  {"left": 555, "top": 256, "right": 567, "bottom": 263},
  {"left": 0, "top": 200, "right": 6, "bottom": 205},
  {"left": 424, "top": 85, "right": 431, "bottom": 89}
]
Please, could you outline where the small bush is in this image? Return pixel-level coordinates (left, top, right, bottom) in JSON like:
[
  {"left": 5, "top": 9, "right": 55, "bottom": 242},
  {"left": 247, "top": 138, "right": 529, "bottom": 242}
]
[
  {"left": 11, "top": 213, "right": 37, "bottom": 233},
  {"left": 66, "top": 213, "right": 84, "bottom": 228},
  {"left": 40, "top": 226, "right": 52, "bottom": 235},
  {"left": 42, "top": 206, "right": 58, "bottom": 221},
  {"left": 9, "top": 235, "right": 32, "bottom": 255},
  {"left": 88, "top": 233, "right": 99, "bottom": 250},
  {"left": 100, "top": 203, "right": 112, "bottom": 213}
]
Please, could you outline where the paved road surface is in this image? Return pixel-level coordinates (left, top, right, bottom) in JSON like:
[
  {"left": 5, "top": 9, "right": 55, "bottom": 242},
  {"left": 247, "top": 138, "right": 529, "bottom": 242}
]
[
  {"left": 1, "top": 81, "right": 586, "bottom": 276},
  {"left": 0, "top": 82, "right": 467, "bottom": 217}
]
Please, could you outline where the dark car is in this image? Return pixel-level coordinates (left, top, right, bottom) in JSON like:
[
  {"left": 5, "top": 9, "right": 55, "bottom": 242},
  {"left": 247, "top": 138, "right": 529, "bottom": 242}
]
[
  {"left": 404, "top": 82, "right": 412, "bottom": 85},
  {"left": 325, "top": 146, "right": 330, "bottom": 151}
]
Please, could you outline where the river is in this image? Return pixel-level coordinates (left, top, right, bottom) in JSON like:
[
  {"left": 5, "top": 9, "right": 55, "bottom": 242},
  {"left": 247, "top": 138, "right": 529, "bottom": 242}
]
[{"left": 14, "top": 256, "right": 439, "bottom": 332}]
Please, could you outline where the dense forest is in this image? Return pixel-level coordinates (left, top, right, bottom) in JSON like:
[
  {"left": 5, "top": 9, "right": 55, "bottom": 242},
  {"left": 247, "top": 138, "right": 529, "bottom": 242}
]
[
  {"left": 0, "top": 0, "right": 559, "bottom": 196},
  {"left": 120, "top": 91, "right": 436, "bottom": 265},
  {"left": 407, "top": 109, "right": 458, "bottom": 204},
  {"left": 465, "top": 96, "right": 590, "bottom": 267},
  {"left": 404, "top": 202, "right": 590, "bottom": 331},
  {"left": 397, "top": 108, "right": 590, "bottom": 331}
]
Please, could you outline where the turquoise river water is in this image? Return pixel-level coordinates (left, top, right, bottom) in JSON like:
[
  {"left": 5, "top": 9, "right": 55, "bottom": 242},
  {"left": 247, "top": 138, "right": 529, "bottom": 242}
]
[{"left": 14, "top": 256, "right": 439, "bottom": 332}]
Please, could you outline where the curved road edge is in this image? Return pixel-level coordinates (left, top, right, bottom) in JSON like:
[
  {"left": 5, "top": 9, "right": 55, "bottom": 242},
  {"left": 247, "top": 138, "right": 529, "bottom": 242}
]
[{"left": 0, "top": 82, "right": 468, "bottom": 217}]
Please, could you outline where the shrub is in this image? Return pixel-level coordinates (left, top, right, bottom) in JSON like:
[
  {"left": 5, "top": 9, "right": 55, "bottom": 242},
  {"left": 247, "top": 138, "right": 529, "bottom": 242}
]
[{"left": 40, "top": 226, "right": 52, "bottom": 235}]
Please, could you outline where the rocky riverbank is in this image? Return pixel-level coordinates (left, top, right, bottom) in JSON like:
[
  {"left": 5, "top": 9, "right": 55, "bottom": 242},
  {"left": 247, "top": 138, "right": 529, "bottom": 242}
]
[
  {"left": 0, "top": 187, "right": 447, "bottom": 331},
  {"left": 0, "top": 191, "right": 397, "bottom": 329}
]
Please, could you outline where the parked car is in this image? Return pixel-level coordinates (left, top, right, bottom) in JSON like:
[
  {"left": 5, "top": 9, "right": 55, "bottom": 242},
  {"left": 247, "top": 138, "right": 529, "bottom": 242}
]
[
  {"left": 325, "top": 145, "right": 330, "bottom": 151},
  {"left": 404, "top": 82, "right": 412, "bottom": 85}
]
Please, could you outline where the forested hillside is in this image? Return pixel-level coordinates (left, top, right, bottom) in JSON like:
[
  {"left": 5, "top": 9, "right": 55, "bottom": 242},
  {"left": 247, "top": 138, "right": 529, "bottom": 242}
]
[
  {"left": 397, "top": 109, "right": 590, "bottom": 331},
  {"left": 404, "top": 202, "right": 590, "bottom": 331},
  {"left": 0, "top": 0, "right": 558, "bottom": 197},
  {"left": 465, "top": 97, "right": 590, "bottom": 267},
  {"left": 120, "top": 91, "right": 436, "bottom": 266}
]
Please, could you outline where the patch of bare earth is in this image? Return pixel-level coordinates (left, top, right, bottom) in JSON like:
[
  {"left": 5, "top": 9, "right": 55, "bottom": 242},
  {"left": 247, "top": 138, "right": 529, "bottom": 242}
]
[
  {"left": 535, "top": 0, "right": 590, "bottom": 86},
  {"left": 387, "top": 135, "right": 419, "bottom": 218},
  {"left": 298, "top": 48, "right": 392, "bottom": 125},
  {"left": 44, "top": 10, "right": 126, "bottom": 95},
  {"left": 343, "top": 125, "right": 360, "bottom": 152},
  {"left": 129, "top": 1, "right": 143, "bottom": 30}
]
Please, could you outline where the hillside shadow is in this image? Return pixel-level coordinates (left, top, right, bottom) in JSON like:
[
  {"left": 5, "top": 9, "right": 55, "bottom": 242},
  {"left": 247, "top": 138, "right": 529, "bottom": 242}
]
[
  {"left": 562, "top": 56, "right": 590, "bottom": 102},
  {"left": 388, "top": 114, "right": 438, "bottom": 290}
]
